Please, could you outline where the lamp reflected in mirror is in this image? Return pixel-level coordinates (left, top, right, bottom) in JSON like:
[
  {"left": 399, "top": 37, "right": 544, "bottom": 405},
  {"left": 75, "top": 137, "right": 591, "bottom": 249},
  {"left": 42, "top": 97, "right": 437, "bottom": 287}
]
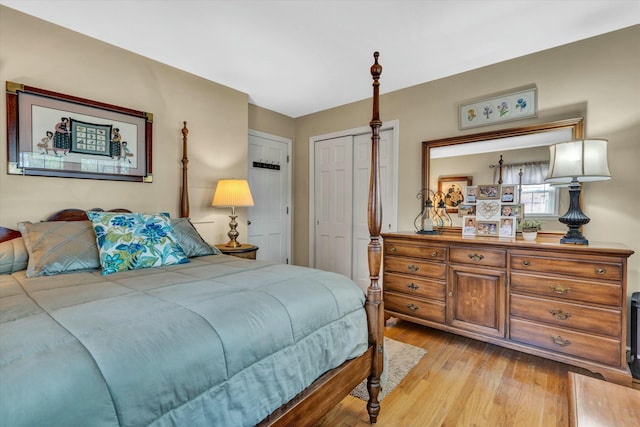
[{"left": 545, "top": 139, "right": 611, "bottom": 245}]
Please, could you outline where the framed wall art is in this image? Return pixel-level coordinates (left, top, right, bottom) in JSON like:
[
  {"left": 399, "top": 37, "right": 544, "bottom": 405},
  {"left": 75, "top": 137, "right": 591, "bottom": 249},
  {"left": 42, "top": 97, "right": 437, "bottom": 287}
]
[
  {"left": 438, "top": 175, "right": 473, "bottom": 213},
  {"left": 459, "top": 86, "right": 537, "bottom": 130},
  {"left": 6, "top": 81, "right": 153, "bottom": 182}
]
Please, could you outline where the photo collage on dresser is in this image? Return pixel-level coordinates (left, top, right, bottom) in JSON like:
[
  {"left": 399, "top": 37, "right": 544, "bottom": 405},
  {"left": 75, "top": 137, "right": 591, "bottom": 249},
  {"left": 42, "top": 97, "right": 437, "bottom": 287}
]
[{"left": 459, "top": 184, "right": 523, "bottom": 238}]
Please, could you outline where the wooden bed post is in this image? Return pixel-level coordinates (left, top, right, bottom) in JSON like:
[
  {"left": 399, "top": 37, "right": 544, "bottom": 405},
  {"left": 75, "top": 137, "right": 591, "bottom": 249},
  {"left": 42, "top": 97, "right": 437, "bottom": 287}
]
[
  {"left": 180, "top": 121, "right": 189, "bottom": 218},
  {"left": 366, "top": 51, "right": 384, "bottom": 423}
]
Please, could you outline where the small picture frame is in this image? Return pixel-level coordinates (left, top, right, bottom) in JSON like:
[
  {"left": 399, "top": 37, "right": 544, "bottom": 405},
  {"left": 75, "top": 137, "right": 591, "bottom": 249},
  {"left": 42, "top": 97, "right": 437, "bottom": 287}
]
[
  {"left": 476, "top": 199, "right": 501, "bottom": 221},
  {"left": 501, "top": 185, "right": 516, "bottom": 202},
  {"left": 477, "top": 221, "right": 498, "bottom": 236},
  {"left": 500, "top": 204, "right": 523, "bottom": 218},
  {"left": 465, "top": 186, "right": 477, "bottom": 203},
  {"left": 477, "top": 184, "right": 500, "bottom": 200},
  {"left": 499, "top": 217, "right": 516, "bottom": 237},
  {"left": 458, "top": 204, "right": 476, "bottom": 217},
  {"left": 462, "top": 216, "right": 477, "bottom": 236}
]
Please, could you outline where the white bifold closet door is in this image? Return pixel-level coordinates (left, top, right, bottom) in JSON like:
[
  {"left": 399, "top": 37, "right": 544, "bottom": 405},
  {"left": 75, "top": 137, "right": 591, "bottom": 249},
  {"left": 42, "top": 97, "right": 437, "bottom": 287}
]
[{"left": 314, "top": 128, "right": 396, "bottom": 291}]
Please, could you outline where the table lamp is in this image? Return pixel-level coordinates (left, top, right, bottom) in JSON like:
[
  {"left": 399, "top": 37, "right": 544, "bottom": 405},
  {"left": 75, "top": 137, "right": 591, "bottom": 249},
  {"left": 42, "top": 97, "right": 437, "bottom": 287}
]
[
  {"left": 212, "top": 179, "right": 254, "bottom": 247},
  {"left": 545, "top": 139, "right": 611, "bottom": 245}
]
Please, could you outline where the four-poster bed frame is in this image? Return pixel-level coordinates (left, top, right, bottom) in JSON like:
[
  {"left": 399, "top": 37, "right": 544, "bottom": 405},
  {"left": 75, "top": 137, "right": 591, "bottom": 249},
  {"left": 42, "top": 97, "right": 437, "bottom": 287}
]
[{"left": 0, "top": 53, "right": 386, "bottom": 425}]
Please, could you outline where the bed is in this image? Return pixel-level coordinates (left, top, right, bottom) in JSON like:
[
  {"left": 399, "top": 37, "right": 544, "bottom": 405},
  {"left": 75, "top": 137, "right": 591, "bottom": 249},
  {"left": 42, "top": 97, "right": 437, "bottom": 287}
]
[{"left": 0, "top": 53, "right": 385, "bottom": 426}]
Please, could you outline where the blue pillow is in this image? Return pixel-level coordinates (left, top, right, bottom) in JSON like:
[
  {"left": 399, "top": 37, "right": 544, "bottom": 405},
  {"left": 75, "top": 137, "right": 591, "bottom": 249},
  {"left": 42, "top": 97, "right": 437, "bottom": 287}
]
[{"left": 86, "top": 211, "right": 189, "bottom": 275}]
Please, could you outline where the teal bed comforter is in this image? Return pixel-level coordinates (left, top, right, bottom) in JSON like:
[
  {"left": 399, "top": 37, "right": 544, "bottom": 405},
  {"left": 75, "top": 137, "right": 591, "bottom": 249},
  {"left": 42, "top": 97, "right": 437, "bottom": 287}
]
[{"left": 0, "top": 255, "right": 368, "bottom": 427}]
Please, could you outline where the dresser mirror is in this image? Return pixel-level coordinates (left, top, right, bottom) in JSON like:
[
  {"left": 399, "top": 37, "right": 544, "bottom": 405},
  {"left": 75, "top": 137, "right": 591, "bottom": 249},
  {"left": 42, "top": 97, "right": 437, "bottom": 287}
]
[{"left": 422, "top": 117, "right": 585, "bottom": 230}]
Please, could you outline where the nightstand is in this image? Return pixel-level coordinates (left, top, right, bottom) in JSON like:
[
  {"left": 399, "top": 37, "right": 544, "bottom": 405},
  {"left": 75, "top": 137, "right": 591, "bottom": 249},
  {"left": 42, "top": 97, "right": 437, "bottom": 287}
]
[{"left": 215, "top": 244, "right": 259, "bottom": 259}]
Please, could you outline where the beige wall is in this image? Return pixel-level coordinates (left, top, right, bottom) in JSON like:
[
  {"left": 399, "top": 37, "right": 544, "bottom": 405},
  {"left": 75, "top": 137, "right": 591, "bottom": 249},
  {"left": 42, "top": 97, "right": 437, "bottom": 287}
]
[
  {"left": 0, "top": 6, "right": 249, "bottom": 244},
  {"left": 248, "top": 104, "right": 295, "bottom": 140},
  {"left": 294, "top": 26, "right": 640, "bottom": 307}
]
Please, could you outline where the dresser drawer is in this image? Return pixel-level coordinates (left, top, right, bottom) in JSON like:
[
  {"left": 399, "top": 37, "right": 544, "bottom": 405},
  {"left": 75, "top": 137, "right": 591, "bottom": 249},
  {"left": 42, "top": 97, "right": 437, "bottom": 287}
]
[
  {"left": 384, "top": 257, "right": 446, "bottom": 280},
  {"left": 384, "top": 242, "right": 446, "bottom": 261},
  {"left": 385, "top": 292, "right": 445, "bottom": 323},
  {"left": 510, "top": 273, "right": 622, "bottom": 307},
  {"left": 510, "top": 318, "right": 621, "bottom": 367},
  {"left": 510, "top": 294, "right": 621, "bottom": 337},
  {"left": 384, "top": 272, "right": 445, "bottom": 301},
  {"left": 510, "top": 254, "right": 622, "bottom": 281},
  {"left": 449, "top": 246, "right": 506, "bottom": 268}
]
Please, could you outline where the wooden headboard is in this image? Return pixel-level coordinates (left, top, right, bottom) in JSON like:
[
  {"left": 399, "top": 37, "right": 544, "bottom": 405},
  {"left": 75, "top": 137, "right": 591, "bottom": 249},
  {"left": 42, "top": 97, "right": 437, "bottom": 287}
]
[{"left": 0, "top": 122, "right": 192, "bottom": 244}]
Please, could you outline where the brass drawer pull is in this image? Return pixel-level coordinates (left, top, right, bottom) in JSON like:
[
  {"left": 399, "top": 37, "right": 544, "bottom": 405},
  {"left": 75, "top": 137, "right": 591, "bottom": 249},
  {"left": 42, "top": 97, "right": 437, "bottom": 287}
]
[
  {"left": 596, "top": 267, "right": 606, "bottom": 275},
  {"left": 550, "top": 285, "right": 571, "bottom": 294},
  {"left": 390, "top": 247, "right": 397, "bottom": 252},
  {"left": 522, "top": 260, "right": 530, "bottom": 266},
  {"left": 406, "top": 282, "right": 419, "bottom": 291},
  {"left": 468, "top": 253, "right": 485, "bottom": 262},
  {"left": 550, "top": 336, "right": 571, "bottom": 347},
  {"left": 407, "top": 264, "right": 419, "bottom": 272},
  {"left": 431, "top": 251, "right": 438, "bottom": 257},
  {"left": 406, "top": 303, "right": 420, "bottom": 311},
  {"left": 549, "top": 309, "right": 572, "bottom": 320}
]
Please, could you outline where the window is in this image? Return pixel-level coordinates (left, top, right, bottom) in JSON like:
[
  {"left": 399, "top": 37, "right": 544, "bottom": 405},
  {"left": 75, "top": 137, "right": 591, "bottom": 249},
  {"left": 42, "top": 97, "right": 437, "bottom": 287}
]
[
  {"left": 519, "top": 183, "right": 559, "bottom": 217},
  {"left": 495, "top": 161, "right": 559, "bottom": 218}
]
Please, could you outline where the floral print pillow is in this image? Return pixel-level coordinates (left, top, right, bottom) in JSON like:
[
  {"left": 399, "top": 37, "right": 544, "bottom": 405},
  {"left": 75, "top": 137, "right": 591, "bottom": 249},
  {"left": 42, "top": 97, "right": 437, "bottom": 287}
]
[{"left": 87, "top": 211, "right": 189, "bottom": 275}]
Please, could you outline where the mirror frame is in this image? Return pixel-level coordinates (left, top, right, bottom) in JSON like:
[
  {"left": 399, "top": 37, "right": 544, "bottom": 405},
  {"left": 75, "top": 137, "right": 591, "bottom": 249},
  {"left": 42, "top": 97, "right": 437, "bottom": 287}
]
[{"left": 422, "top": 117, "right": 585, "bottom": 196}]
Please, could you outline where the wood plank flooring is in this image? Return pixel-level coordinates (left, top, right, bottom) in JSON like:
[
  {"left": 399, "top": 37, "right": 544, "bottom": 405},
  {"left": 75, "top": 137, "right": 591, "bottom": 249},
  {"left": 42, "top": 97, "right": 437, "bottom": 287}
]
[{"left": 316, "top": 318, "right": 602, "bottom": 427}]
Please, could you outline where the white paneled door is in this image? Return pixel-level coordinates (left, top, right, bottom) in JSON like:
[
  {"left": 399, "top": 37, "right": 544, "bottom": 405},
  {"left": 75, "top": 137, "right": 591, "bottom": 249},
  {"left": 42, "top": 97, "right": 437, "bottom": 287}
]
[
  {"left": 314, "top": 135, "right": 353, "bottom": 277},
  {"left": 247, "top": 130, "right": 291, "bottom": 263},
  {"left": 313, "top": 126, "right": 397, "bottom": 291}
]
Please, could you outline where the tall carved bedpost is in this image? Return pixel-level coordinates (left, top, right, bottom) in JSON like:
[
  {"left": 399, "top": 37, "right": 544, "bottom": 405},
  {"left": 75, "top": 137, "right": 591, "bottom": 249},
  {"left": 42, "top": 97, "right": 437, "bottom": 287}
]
[
  {"left": 366, "top": 51, "right": 384, "bottom": 423},
  {"left": 180, "top": 121, "right": 189, "bottom": 218}
]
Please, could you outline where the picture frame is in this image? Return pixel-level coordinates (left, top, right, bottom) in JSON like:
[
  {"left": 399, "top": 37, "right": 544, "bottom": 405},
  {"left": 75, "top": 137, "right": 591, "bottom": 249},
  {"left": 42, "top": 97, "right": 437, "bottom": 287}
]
[
  {"left": 459, "top": 86, "right": 537, "bottom": 130},
  {"left": 477, "top": 184, "right": 500, "bottom": 200},
  {"left": 500, "top": 204, "right": 523, "bottom": 218},
  {"left": 438, "top": 176, "right": 473, "bottom": 213},
  {"left": 476, "top": 221, "right": 498, "bottom": 236},
  {"left": 499, "top": 217, "right": 516, "bottom": 238},
  {"left": 462, "top": 216, "right": 477, "bottom": 236},
  {"left": 476, "top": 199, "right": 501, "bottom": 221},
  {"left": 501, "top": 184, "right": 516, "bottom": 202},
  {"left": 5, "top": 81, "right": 153, "bottom": 182},
  {"left": 465, "top": 186, "right": 477, "bottom": 203},
  {"left": 457, "top": 204, "right": 476, "bottom": 217}
]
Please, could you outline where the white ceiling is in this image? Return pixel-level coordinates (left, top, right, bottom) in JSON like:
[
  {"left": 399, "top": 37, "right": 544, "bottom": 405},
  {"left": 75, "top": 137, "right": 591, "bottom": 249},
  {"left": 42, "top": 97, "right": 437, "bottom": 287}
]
[{"left": 2, "top": 1, "right": 639, "bottom": 118}]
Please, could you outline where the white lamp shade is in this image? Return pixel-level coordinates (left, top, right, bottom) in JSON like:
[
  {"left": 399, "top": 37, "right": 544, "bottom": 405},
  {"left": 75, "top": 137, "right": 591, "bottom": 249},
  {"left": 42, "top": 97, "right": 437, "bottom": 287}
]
[
  {"left": 212, "top": 179, "right": 255, "bottom": 207},
  {"left": 545, "top": 139, "right": 611, "bottom": 184}
]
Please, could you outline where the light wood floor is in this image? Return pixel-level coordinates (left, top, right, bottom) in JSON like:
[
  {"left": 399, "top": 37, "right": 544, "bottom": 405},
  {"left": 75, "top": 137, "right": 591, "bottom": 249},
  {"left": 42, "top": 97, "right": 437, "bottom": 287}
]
[{"left": 317, "top": 318, "right": 603, "bottom": 427}]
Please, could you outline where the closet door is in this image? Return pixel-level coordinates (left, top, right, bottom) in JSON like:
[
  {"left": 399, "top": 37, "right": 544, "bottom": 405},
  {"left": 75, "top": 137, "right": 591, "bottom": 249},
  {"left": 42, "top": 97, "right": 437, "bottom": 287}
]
[
  {"left": 314, "top": 136, "right": 353, "bottom": 277},
  {"left": 352, "top": 128, "right": 396, "bottom": 289}
]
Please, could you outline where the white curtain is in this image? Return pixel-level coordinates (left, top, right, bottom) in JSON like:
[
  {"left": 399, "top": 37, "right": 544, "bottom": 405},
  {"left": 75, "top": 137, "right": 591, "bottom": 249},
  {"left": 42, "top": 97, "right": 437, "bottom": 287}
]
[{"left": 494, "top": 161, "right": 549, "bottom": 185}]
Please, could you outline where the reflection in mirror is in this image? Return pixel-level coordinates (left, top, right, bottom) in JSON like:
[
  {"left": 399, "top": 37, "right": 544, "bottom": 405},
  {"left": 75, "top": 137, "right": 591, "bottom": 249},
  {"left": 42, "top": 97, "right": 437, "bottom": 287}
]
[{"left": 422, "top": 118, "right": 584, "bottom": 230}]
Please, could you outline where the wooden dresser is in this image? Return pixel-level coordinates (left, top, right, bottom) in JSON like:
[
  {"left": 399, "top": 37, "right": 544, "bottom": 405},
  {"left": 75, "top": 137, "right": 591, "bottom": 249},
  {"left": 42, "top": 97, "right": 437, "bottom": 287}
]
[{"left": 381, "top": 231, "right": 635, "bottom": 386}]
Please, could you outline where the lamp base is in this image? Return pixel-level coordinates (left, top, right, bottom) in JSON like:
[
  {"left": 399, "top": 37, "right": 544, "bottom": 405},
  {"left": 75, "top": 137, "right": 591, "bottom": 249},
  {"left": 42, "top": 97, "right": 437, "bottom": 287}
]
[
  {"left": 225, "top": 214, "right": 241, "bottom": 248},
  {"left": 558, "top": 179, "right": 590, "bottom": 245},
  {"left": 560, "top": 231, "right": 589, "bottom": 245},
  {"left": 224, "top": 240, "right": 243, "bottom": 248}
]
